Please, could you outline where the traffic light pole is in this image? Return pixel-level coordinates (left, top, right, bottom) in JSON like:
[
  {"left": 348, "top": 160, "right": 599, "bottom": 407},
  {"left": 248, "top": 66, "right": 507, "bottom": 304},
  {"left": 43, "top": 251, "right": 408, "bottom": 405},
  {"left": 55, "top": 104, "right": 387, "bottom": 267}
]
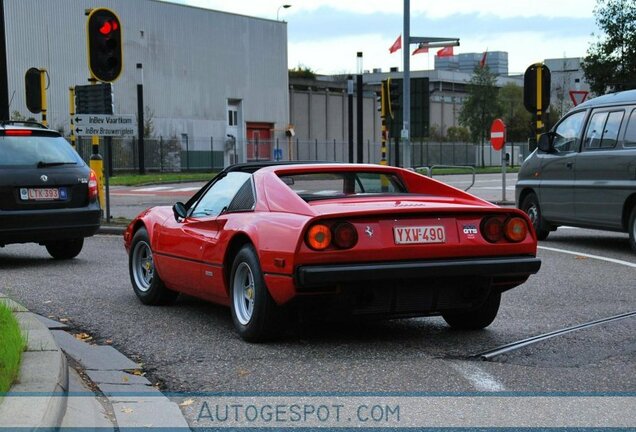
[
  {"left": 69, "top": 87, "right": 76, "bottom": 148},
  {"left": 402, "top": 0, "right": 459, "bottom": 167},
  {"left": 137, "top": 63, "right": 145, "bottom": 174},
  {"left": 39, "top": 69, "right": 47, "bottom": 127},
  {"left": 402, "top": 0, "right": 410, "bottom": 168}
]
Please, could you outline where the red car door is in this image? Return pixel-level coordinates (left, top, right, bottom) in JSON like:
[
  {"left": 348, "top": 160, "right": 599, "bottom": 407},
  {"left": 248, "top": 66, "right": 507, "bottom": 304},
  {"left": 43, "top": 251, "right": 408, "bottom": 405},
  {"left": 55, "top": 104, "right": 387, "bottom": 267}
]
[{"left": 153, "top": 216, "right": 208, "bottom": 296}]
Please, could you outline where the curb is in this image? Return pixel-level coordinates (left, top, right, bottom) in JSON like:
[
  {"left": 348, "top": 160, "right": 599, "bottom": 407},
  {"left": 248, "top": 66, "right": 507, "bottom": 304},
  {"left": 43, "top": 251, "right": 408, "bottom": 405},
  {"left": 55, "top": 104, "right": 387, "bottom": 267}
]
[{"left": 0, "top": 293, "right": 68, "bottom": 429}]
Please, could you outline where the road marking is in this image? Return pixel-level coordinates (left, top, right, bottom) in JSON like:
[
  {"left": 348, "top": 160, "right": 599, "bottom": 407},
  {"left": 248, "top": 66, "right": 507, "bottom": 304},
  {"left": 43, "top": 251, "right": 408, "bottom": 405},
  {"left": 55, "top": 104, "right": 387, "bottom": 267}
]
[
  {"left": 171, "top": 187, "right": 200, "bottom": 192},
  {"left": 133, "top": 186, "right": 173, "bottom": 192},
  {"left": 450, "top": 362, "right": 505, "bottom": 391},
  {"left": 539, "top": 246, "right": 636, "bottom": 268}
]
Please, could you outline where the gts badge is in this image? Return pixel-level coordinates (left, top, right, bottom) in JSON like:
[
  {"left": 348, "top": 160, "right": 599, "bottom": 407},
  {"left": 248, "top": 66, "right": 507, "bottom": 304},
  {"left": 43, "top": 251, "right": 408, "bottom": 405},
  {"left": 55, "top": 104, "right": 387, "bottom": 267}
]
[{"left": 463, "top": 224, "right": 478, "bottom": 239}]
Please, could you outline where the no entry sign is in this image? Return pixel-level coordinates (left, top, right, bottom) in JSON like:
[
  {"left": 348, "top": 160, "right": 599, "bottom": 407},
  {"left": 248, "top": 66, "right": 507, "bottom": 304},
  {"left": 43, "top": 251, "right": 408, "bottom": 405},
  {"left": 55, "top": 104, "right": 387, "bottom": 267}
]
[{"left": 490, "top": 118, "right": 506, "bottom": 151}]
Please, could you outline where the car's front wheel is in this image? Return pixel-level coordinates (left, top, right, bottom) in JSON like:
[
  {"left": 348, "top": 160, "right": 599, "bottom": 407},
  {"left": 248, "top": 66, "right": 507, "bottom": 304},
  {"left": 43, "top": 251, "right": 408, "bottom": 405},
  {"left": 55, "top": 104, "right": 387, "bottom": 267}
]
[
  {"left": 45, "top": 238, "right": 84, "bottom": 260},
  {"left": 521, "top": 192, "right": 551, "bottom": 240},
  {"left": 129, "top": 228, "right": 178, "bottom": 305},
  {"left": 442, "top": 291, "right": 501, "bottom": 330},
  {"left": 230, "top": 245, "right": 281, "bottom": 342}
]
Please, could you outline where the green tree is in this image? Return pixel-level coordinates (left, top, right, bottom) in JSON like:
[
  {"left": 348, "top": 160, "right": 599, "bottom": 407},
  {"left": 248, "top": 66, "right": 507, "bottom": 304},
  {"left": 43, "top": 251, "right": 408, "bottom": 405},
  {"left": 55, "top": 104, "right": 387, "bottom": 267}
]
[
  {"left": 289, "top": 65, "right": 316, "bottom": 79},
  {"left": 459, "top": 66, "right": 502, "bottom": 166},
  {"left": 497, "top": 83, "right": 531, "bottom": 143},
  {"left": 582, "top": 0, "right": 636, "bottom": 94}
]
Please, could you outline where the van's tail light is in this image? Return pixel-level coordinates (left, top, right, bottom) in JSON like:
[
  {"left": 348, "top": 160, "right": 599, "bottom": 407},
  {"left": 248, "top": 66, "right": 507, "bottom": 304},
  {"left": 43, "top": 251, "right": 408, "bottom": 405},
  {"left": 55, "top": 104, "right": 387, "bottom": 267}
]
[
  {"left": 504, "top": 217, "right": 528, "bottom": 242},
  {"left": 88, "top": 169, "right": 99, "bottom": 201}
]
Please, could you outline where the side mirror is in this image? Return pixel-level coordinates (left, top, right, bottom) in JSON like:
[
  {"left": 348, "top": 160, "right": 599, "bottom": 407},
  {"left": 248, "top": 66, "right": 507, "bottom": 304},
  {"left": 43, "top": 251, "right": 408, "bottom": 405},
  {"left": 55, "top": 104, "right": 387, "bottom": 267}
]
[
  {"left": 172, "top": 202, "right": 187, "bottom": 221},
  {"left": 537, "top": 132, "right": 556, "bottom": 153}
]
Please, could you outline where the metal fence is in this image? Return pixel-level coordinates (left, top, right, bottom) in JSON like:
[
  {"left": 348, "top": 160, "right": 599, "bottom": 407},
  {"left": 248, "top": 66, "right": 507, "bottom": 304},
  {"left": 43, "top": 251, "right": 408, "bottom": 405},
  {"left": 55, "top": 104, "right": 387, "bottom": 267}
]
[{"left": 72, "top": 136, "right": 530, "bottom": 173}]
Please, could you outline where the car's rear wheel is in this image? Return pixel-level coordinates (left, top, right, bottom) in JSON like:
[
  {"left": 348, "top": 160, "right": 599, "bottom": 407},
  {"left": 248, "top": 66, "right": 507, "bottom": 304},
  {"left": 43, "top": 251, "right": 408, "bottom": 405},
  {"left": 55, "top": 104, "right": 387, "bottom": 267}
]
[
  {"left": 628, "top": 206, "right": 636, "bottom": 252},
  {"left": 442, "top": 291, "right": 501, "bottom": 330},
  {"left": 129, "top": 228, "right": 178, "bottom": 305},
  {"left": 521, "top": 192, "right": 551, "bottom": 240},
  {"left": 230, "top": 245, "right": 281, "bottom": 342},
  {"left": 45, "top": 238, "right": 84, "bottom": 260}
]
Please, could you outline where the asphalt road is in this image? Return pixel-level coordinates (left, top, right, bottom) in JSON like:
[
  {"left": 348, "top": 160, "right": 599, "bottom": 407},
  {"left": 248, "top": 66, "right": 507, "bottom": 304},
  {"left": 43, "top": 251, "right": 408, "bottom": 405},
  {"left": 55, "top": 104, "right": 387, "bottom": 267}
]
[{"left": 1, "top": 227, "right": 634, "bottom": 405}]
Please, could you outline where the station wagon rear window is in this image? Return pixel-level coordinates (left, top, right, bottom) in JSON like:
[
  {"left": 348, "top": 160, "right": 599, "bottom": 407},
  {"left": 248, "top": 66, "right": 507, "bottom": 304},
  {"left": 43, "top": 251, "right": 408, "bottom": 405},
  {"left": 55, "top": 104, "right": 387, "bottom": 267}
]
[
  {"left": 278, "top": 171, "right": 407, "bottom": 201},
  {"left": 0, "top": 135, "right": 81, "bottom": 167}
]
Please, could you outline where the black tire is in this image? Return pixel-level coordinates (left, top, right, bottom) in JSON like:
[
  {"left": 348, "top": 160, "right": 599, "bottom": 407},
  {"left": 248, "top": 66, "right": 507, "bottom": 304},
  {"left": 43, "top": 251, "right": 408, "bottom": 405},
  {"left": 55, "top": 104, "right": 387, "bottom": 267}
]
[
  {"left": 521, "top": 192, "right": 551, "bottom": 240},
  {"left": 629, "top": 207, "right": 636, "bottom": 252},
  {"left": 442, "top": 291, "right": 501, "bottom": 330},
  {"left": 45, "top": 238, "right": 84, "bottom": 260},
  {"left": 230, "top": 245, "right": 281, "bottom": 342},
  {"left": 129, "top": 228, "right": 178, "bottom": 305}
]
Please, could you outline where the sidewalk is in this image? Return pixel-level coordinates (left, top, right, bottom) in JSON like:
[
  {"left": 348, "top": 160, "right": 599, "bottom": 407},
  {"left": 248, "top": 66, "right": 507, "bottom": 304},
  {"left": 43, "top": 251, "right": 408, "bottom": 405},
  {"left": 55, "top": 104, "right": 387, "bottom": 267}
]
[{"left": 0, "top": 293, "right": 190, "bottom": 430}]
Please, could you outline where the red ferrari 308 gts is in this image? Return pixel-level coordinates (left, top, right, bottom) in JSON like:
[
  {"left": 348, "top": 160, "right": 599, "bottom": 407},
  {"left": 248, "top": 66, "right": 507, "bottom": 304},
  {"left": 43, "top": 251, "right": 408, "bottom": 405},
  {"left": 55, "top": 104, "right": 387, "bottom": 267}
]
[{"left": 124, "top": 162, "right": 541, "bottom": 341}]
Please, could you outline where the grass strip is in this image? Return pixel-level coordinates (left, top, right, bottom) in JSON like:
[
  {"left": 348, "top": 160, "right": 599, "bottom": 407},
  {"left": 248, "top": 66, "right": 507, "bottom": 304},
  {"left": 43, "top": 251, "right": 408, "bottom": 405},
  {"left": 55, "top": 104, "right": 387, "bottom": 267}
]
[
  {"left": 108, "top": 172, "right": 217, "bottom": 186},
  {"left": 0, "top": 302, "right": 26, "bottom": 393}
]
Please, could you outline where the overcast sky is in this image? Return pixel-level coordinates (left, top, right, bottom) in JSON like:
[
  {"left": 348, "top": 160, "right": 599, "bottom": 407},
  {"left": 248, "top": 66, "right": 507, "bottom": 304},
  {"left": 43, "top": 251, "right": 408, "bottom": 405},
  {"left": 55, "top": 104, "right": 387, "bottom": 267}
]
[{"left": 174, "top": 0, "right": 598, "bottom": 75}]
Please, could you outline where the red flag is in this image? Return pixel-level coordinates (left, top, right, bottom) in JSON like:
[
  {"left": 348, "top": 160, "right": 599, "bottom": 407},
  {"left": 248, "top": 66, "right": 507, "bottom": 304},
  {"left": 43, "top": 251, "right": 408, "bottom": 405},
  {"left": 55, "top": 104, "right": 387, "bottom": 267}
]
[
  {"left": 436, "top": 46, "right": 454, "bottom": 57},
  {"left": 389, "top": 35, "right": 401, "bottom": 54},
  {"left": 412, "top": 44, "right": 429, "bottom": 55},
  {"left": 480, "top": 50, "right": 488, "bottom": 68}
]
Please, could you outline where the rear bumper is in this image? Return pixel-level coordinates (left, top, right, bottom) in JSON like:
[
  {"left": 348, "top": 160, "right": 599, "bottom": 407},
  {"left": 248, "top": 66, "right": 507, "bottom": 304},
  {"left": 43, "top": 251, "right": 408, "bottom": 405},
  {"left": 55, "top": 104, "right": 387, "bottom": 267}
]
[
  {"left": 296, "top": 256, "right": 541, "bottom": 290},
  {"left": 0, "top": 204, "right": 101, "bottom": 245}
]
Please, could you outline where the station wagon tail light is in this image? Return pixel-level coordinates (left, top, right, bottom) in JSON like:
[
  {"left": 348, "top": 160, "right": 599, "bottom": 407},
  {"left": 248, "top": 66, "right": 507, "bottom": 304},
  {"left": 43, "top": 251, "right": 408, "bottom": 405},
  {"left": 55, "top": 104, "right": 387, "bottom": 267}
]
[
  {"left": 88, "top": 169, "right": 99, "bottom": 200},
  {"left": 4, "top": 129, "right": 32, "bottom": 136},
  {"left": 332, "top": 222, "right": 358, "bottom": 249},
  {"left": 481, "top": 217, "right": 504, "bottom": 243},
  {"left": 306, "top": 224, "right": 332, "bottom": 250},
  {"left": 504, "top": 217, "right": 528, "bottom": 242}
]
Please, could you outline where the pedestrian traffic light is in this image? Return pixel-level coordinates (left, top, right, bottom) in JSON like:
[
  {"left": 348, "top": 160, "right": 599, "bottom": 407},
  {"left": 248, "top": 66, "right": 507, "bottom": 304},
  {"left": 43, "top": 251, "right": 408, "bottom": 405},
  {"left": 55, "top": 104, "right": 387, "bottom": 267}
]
[
  {"left": 87, "top": 8, "right": 123, "bottom": 83},
  {"left": 25, "top": 68, "right": 43, "bottom": 114}
]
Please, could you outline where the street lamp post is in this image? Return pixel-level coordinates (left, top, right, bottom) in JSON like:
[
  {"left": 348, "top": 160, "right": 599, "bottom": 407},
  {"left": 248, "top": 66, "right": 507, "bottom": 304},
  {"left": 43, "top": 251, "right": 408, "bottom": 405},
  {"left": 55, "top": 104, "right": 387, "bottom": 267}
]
[{"left": 277, "top": 4, "right": 291, "bottom": 20}]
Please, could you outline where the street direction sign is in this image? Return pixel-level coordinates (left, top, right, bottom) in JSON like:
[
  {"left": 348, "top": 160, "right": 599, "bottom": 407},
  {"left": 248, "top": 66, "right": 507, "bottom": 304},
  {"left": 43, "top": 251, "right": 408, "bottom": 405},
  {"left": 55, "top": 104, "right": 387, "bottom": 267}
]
[
  {"left": 73, "top": 114, "right": 136, "bottom": 137},
  {"left": 490, "top": 118, "right": 506, "bottom": 150}
]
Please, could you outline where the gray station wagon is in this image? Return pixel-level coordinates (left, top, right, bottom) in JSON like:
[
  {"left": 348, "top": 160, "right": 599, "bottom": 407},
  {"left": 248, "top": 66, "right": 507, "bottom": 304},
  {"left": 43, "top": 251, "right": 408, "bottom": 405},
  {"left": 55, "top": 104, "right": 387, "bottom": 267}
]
[{"left": 516, "top": 89, "right": 636, "bottom": 251}]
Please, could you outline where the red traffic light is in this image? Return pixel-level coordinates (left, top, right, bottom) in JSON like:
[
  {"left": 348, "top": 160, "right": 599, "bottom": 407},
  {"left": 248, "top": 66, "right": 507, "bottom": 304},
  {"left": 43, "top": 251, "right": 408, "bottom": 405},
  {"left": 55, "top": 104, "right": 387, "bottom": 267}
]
[
  {"left": 87, "top": 8, "right": 123, "bottom": 82},
  {"left": 99, "top": 20, "right": 118, "bottom": 35}
]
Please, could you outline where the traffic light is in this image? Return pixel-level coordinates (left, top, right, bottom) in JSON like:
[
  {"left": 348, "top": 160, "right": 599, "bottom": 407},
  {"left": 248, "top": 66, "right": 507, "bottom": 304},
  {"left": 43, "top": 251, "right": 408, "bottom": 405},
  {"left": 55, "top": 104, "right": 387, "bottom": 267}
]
[
  {"left": 523, "top": 63, "right": 551, "bottom": 113},
  {"left": 387, "top": 77, "right": 401, "bottom": 119},
  {"left": 25, "top": 68, "right": 43, "bottom": 114},
  {"left": 377, "top": 80, "right": 388, "bottom": 117},
  {"left": 87, "top": 8, "right": 123, "bottom": 82}
]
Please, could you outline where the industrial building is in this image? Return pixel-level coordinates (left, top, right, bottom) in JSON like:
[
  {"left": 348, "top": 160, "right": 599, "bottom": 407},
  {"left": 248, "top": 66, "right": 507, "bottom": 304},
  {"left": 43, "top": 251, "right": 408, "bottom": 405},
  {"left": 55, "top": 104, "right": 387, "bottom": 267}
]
[
  {"left": 1, "top": 0, "right": 289, "bottom": 167},
  {"left": 435, "top": 51, "right": 509, "bottom": 76}
]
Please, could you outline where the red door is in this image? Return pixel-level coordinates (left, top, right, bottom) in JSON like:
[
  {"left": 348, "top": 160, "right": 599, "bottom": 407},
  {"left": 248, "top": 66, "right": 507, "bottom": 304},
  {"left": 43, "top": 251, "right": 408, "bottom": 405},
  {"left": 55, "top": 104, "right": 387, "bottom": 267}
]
[{"left": 246, "top": 122, "right": 273, "bottom": 161}]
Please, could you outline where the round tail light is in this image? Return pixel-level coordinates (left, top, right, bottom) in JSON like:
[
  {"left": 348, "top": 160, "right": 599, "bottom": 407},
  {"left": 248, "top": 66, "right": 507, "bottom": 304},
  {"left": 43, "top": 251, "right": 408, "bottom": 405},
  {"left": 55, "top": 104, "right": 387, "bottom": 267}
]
[
  {"left": 306, "top": 224, "right": 332, "bottom": 250},
  {"left": 481, "top": 217, "right": 504, "bottom": 243},
  {"left": 332, "top": 222, "right": 358, "bottom": 249},
  {"left": 504, "top": 217, "right": 528, "bottom": 242}
]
